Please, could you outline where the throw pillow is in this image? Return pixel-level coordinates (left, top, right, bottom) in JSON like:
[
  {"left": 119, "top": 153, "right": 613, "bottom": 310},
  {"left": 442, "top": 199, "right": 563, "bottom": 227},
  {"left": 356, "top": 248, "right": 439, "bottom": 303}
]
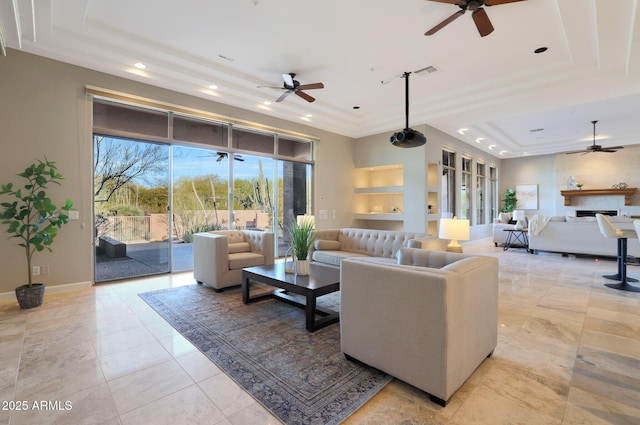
[{"left": 314, "top": 240, "right": 341, "bottom": 250}]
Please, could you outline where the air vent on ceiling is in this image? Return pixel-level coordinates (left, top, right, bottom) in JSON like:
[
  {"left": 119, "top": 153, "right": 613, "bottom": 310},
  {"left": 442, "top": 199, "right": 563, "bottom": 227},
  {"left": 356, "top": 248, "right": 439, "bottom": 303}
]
[
  {"left": 529, "top": 128, "right": 544, "bottom": 133},
  {"left": 415, "top": 65, "right": 440, "bottom": 75}
]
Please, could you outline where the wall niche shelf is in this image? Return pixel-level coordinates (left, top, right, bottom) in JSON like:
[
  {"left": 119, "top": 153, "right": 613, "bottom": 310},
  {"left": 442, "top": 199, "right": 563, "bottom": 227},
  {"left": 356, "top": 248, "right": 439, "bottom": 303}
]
[
  {"left": 353, "top": 164, "right": 404, "bottom": 225},
  {"left": 560, "top": 188, "right": 637, "bottom": 206}
]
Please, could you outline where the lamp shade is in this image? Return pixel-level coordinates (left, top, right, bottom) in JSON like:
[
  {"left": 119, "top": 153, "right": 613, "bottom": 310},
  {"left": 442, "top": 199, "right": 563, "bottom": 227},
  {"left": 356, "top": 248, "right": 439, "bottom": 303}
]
[
  {"left": 512, "top": 210, "right": 526, "bottom": 221},
  {"left": 438, "top": 217, "right": 470, "bottom": 241},
  {"left": 297, "top": 214, "right": 315, "bottom": 228}
]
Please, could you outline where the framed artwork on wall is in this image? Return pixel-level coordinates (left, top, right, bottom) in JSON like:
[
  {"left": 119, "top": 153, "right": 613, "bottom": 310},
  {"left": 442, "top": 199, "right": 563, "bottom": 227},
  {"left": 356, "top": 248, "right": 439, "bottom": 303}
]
[{"left": 516, "top": 184, "right": 538, "bottom": 210}]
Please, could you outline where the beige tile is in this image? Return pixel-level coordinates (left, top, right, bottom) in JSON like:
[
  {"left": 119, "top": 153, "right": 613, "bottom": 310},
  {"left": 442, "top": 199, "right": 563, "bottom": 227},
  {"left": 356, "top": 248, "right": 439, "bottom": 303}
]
[
  {"left": 198, "top": 373, "right": 256, "bottom": 417},
  {"left": 175, "top": 350, "right": 223, "bottom": 382},
  {"left": 158, "top": 332, "right": 197, "bottom": 357},
  {"left": 119, "top": 385, "right": 226, "bottom": 425},
  {"left": 227, "top": 402, "right": 282, "bottom": 425},
  {"left": 99, "top": 339, "right": 172, "bottom": 380},
  {"left": 108, "top": 360, "right": 194, "bottom": 414},
  {"left": 450, "top": 386, "right": 561, "bottom": 425}
]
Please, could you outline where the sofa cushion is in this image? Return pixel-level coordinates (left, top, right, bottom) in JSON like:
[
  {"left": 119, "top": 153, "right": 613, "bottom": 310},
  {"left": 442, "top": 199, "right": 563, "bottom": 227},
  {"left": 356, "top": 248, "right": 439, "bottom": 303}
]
[
  {"left": 397, "top": 247, "right": 465, "bottom": 269},
  {"left": 498, "top": 212, "right": 512, "bottom": 223},
  {"left": 228, "top": 252, "right": 265, "bottom": 269},
  {"left": 566, "top": 216, "right": 596, "bottom": 222},
  {"left": 228, "top": 242, "right": 251, "bottom": 254},
  {"left": 312, "top": 250, "right": 369, "bottom": 267},
  {"left": 314, "top": 239, "right": 341, "bottom": 250}
]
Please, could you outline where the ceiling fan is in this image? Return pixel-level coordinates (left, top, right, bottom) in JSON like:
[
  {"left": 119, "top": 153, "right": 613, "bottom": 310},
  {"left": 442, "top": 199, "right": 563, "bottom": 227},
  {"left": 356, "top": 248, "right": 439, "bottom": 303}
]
[
  {"left": 424, "top": 0, "right": 526, "bottom": 37},
  {"left": 258, "top": 73, "right": 324, "bottom": 103},
  {"left": 565, "top": 121, "right": 624, "bottom": 155},
  {"left": 215, "top": 152, "right": 244, "bottom": 162}
]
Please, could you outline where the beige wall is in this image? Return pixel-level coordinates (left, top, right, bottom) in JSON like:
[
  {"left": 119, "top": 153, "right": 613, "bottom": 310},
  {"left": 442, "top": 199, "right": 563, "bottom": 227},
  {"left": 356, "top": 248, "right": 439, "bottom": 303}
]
[
  {"left": 0, "top": 49, "right": 354, "bottom": 295},
  {"left": 500, "top": 147, "right": 640, "bottom": 217},
  {"left": 354, "top": 124, "right": 502, "bottom": 238}
]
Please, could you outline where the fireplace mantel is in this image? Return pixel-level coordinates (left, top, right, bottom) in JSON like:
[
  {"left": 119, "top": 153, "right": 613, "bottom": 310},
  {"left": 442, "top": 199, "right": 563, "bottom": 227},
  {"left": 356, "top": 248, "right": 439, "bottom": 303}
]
[{"left": 560, "top": 188, "right": 637, "bottom": 206}]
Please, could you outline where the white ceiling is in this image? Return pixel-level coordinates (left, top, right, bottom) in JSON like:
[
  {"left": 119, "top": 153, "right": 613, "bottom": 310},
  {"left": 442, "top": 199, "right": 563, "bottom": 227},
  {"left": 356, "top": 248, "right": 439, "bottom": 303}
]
[{"left": 3, "top": 0, "right": 640, "bottom": 158}]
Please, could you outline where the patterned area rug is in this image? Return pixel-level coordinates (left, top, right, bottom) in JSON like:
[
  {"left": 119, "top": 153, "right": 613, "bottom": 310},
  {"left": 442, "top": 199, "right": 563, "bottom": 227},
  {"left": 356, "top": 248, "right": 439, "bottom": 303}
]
[{"left": 139, "top": 284, "right": 391, "bottom": 425}]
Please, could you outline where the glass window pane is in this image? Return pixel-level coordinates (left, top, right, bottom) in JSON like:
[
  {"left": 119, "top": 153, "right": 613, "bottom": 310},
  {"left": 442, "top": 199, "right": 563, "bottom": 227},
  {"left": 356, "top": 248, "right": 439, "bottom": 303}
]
[
  {"left": 93, "top": 100, "right": 168, "bottom": 138},
  {"left": 173, "top": 115, "right": 228, "bottom": 147},
  {"left": 232, "top": 154, "right": 276, "bottom": 232},
  {"left": 232, "top": 128, "right": 275, "bottom": 154},
  {"left": 278, "top": 136, "right": 312, "bottom": 160}
]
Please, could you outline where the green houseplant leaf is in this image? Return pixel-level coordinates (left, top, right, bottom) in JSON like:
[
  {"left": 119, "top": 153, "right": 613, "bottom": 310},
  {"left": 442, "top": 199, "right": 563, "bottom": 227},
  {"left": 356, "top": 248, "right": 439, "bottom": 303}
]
[
  {"left": 0, "top": 158, "right": 73, "bottom": 287},
  {"left": 288, "top": 213, "right": 317, "bottom": 261}
]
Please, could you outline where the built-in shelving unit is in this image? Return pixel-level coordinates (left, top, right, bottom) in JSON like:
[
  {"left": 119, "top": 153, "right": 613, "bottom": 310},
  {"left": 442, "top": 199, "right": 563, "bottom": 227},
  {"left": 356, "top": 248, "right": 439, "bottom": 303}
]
[
  {"left": 426, "top": 162, "right": 439, "bottom": 235},
  {"left": 353, "top": 164, "right": 404, "bottom": 223},
  {"left": 560, "top": 188, "right": 637, "bottom": 206}
]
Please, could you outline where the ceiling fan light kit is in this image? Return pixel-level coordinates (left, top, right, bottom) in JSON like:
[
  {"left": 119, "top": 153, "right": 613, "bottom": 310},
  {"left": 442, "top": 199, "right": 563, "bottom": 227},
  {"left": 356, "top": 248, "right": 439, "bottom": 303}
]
[
  {"left": 425, "top": 0, "right": 526, "bottom": 37},
  {"left": 390, "top": 72, "right": 427, "bottom": 148}
]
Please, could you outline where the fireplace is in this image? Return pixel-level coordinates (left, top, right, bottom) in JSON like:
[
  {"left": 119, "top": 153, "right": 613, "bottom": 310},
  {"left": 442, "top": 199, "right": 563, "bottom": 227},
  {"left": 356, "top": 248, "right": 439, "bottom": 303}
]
[{"left": 576, "top": 210, "right": 617, "bottom": 217}]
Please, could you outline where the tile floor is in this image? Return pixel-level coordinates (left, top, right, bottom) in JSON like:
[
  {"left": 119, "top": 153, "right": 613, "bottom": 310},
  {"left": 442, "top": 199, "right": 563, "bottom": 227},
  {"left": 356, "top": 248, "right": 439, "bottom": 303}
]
[{"left": 1, "top": 240, "right": 639, "bottom": 425}]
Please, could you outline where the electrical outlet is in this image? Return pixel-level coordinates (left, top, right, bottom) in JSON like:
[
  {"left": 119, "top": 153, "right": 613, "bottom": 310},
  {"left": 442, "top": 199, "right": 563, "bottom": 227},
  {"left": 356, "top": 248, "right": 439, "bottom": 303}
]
[
  {"left": 32, "top": 266, "right": 41, "bottom": 276},
  {"left": 68, "top": 210, "right": 79, "bottom": 220},
  {"left": 42, "top": 265, "right": 50, "bottom": 275}
]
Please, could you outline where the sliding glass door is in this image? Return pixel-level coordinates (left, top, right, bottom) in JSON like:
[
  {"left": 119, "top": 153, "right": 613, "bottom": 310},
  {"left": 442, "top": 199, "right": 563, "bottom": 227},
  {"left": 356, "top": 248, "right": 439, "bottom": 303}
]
[{"left": 94, "top": 136, "right": 170, "bottom": 282}]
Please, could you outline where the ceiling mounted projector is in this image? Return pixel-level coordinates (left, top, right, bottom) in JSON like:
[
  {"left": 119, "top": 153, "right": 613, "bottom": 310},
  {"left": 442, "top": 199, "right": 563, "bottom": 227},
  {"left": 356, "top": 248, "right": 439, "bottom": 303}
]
[
  {"left": 390, "top": 129, "right": 426, "bottom": 147},
  {"left": 390, "top": 72, "right": 426, "bottom": 148}
]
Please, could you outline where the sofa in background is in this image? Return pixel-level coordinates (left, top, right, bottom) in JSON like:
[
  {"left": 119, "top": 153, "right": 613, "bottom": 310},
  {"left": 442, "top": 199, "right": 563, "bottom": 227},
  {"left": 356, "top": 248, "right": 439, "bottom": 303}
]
[
  {"left": 310, "top": 228, "right": 448, "bottom": 267},
  {"left": 492, "top": 212, "right": 529, "bottom": 247},
  {"left": 340, "top": 247, "right": 499, "bottom": 406},
  {"left": 528, "top": 214, "right": 640, "bottom": 257},
  {"left": 193, "top": 230, "right": 275, "bottom": 290}
]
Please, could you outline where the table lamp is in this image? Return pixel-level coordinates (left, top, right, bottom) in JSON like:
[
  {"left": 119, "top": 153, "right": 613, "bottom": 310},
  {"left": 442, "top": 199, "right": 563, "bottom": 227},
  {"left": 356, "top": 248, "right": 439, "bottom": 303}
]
[
  {"left": 439, "top": 216, "right": 470, "bottom": 253},
  {"left": 512, "top": 210, "right": 526, "bottom": 230},
  {"left": 297, "top": 214, "right": 315, "bottom": 229}
]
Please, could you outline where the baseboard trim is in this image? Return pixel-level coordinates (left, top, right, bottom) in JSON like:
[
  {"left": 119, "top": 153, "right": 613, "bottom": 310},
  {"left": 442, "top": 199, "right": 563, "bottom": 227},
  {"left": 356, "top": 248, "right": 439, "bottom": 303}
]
[{"left": 0, "top": 281, "right": 93, "bottom": 301}]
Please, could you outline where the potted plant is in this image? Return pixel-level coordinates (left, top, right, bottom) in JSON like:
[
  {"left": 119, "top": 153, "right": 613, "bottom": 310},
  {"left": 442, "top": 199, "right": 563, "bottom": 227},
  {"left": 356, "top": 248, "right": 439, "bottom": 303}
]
[
  {"left": 288, "top": 214, "right": 317, "bottom": 276},
  {"left": 501, "top": 188, "right": 517, "bottom": 213},
  {"left": 0, "top": 158, "right": 73, "bottom": 309}
]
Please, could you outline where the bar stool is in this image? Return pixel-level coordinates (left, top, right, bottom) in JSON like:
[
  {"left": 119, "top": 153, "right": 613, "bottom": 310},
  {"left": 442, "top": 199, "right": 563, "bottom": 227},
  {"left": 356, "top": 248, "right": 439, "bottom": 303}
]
[{"left": 595, "top": 214, "right": 640, "bottom": 292}]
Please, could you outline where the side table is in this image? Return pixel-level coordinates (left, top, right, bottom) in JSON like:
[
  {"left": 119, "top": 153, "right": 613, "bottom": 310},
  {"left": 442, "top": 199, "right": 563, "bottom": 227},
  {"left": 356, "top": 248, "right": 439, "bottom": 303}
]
[{"left": 503, "top": 229, "right": 529, "bottom": 251}]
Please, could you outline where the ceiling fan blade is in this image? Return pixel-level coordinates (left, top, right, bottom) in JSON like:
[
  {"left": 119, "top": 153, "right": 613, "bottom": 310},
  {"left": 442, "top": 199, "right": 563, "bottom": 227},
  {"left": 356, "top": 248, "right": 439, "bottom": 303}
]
[
  {"left": 425, "top": 10, "right": 465, "bottom": 35},
  {"left": 282, "top": 73, "right": 294, "bottom": 87},
  {"left": 604, "top": 146, "right": 624, "bottom": 150},
  {"left": 426, "top": 0, "right": 461, "bottom": 4},
  {"left": 564, "top": 149, "right": 588, "bottom": 155},
  {"left": 297, "top": 82, "right": 324, "bottom": 90},
  {"left": 257, "top": 85, "right": 285, "bottom": 89},
  {"left": 472, "top": 8, "right": 494, "bottom": 36},
  {"left": 275, "top": 91, "right": 293, "bottom": 102},
  {"left": 295, "top": 91, "right": 316, "bottom": 103},
  {"left": 485, "top": 0, "right": 526, "bottom": 6}
]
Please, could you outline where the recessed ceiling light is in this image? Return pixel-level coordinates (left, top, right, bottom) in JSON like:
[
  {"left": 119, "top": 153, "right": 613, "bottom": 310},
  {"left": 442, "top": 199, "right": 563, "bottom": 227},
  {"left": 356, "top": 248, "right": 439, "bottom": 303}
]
[
  {"left": 488, "top": 144, "right": 496, "bottom": 150},
  {"left": 263, "top": 101, "right": 271, "bottom": 105},
  {"left": 458, "top": 128, "right": 468, "bottom": 135},
  {"left": 534, "top": 47, "right": 548, "bottom": 54},
  {"left": 305, "top": 114, "right": 313, "bottom": 118},
  {"left": 209, "top": 84, "right": 218, "bottom": 90},
  {"left": 134, "top": 62, "right": 146, "bottom": 69},
  {"left": 476, "top": 138, "right": 484, "bottom": 143}
]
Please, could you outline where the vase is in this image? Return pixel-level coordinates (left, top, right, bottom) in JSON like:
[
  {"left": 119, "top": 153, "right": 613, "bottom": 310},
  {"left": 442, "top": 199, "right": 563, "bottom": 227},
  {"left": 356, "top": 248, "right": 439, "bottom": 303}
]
[{"left": 295, "top": 259, "right": 310, "bottom": 276}]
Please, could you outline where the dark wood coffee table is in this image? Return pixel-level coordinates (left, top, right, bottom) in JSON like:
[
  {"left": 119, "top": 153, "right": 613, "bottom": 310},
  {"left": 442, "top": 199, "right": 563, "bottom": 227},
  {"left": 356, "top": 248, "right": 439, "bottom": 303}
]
[{"left": 242, "top": 262, "right": 340, "bottom": 332}]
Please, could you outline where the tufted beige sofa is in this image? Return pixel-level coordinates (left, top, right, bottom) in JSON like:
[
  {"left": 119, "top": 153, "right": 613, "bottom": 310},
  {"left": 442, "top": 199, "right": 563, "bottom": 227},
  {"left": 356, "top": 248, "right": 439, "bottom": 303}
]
[
  {"left": 310, "top": 228, "right": 447, "bottom": 267},
  {"left": 193, "top": 230, "right": 275, "bottom": 291},
  {"left": 340, "top": 247, "right": 499, "bottom": 406}
]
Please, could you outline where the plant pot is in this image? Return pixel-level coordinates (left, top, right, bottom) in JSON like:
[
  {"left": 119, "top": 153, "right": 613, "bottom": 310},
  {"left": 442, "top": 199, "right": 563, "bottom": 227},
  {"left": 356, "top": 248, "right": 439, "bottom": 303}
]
[
  {"left": 15, "top": 283, "right": 45, "bottom": 309},
  {"left": 295, "top": 259, "right": 310, "bottom": 276}
]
